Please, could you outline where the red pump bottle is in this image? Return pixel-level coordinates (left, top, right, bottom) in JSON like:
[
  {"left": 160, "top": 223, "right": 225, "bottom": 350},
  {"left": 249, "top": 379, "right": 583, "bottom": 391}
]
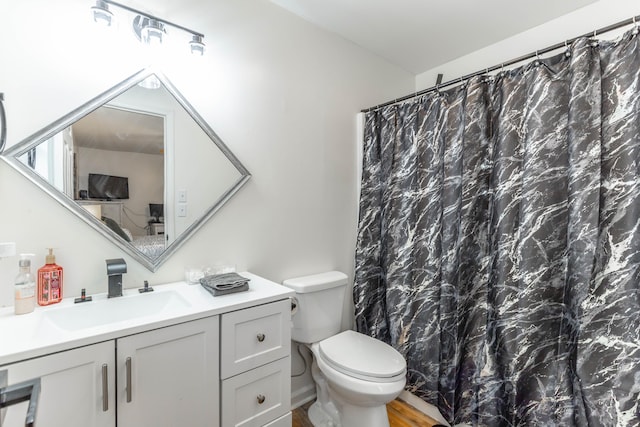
[{"left": 38, "top": 248, "right": 63, "bottom": 305}]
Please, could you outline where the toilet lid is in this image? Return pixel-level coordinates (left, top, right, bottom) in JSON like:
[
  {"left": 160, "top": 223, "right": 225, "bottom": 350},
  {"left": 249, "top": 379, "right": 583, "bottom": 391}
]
[{"left": 318, "top": 330, "right": 406, "bottom": 381}]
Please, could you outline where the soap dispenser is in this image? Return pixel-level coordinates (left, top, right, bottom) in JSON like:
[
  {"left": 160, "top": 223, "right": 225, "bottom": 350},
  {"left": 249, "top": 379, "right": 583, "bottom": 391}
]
[
  {"left": 14, "top": 254, "right": 36, "bottom": 315},
  {"left": 37, "top": 248, "right": 63, "bottom": 306}
]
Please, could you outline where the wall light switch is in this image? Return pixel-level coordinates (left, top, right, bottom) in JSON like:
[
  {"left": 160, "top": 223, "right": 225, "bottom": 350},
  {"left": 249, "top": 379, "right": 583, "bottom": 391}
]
[
  {"left": 178, "top": 189, "right": 187, "bottom": 203},
  {"left": 178, "top": 203, "right": 187, "bottom": 217}
]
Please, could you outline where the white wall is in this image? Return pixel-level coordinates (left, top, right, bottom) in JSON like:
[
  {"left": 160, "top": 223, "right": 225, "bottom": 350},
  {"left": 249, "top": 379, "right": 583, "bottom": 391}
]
[
  {"left": 0, "top": 0, "right": 413, "bottom": 404},
  {"left": 416, "top": 0, "right": 640, "bottom": 91},
  {"left": 0, "top": 0, "right": 413, "bottom": 301}
]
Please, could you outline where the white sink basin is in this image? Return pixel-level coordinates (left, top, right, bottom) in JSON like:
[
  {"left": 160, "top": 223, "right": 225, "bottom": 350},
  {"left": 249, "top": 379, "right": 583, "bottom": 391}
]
[{"left": 42, "top": 290, "right": 191, "bottom": 331}]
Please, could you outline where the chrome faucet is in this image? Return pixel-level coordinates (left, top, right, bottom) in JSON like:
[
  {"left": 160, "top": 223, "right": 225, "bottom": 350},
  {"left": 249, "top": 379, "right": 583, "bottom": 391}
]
[{"left": 106, "top": 258, "right": 127, "bottom": 298}]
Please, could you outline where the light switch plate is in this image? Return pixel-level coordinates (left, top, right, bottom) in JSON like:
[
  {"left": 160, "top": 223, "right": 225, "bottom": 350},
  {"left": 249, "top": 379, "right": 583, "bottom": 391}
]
[{"left": 177, "top": 203, "right": 187, "bottom": 217}]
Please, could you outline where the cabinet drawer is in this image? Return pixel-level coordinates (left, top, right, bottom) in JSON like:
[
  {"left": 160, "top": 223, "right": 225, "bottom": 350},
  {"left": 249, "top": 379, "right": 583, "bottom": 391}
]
[
  {"left": 263, "top": 411, "right": 292, "bottom": 427},
  {"left": 221, "top": 357, "right": 291, "bottom": 427},
  {"left": 220, "top": 299, "right": 290, "bottom": 378}
]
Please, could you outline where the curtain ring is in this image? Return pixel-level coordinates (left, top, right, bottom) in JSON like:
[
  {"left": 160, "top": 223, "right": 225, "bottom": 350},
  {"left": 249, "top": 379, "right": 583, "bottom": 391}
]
[
  {"left": 564, "top": 40, "right": 571, "bottom": 57},
  {"left": 457, "top": 76, "right": 467, "bottom": 90},
  {"left": 591, "top": 29, "right": 599, "bottom": 47},
  {"left": 633, "top": 16, "right": 639, "bottom": 35}
]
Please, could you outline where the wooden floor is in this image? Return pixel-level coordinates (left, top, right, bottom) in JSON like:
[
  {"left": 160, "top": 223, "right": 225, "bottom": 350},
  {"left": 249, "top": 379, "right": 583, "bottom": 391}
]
[{"left": 292, "top": 398, "right": 443, "bottom": 427}]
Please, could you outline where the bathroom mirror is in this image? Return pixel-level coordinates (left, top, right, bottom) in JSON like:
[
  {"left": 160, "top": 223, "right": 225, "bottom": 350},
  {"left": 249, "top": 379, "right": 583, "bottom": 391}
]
[{"left": 1, "top": 68, "right": 250, "bottom": 271}]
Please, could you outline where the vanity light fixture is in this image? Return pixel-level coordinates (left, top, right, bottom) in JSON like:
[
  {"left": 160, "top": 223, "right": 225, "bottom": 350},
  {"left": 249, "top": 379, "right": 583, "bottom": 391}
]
[
  {"left": 90, "top": 0, "right": 205, "bottom": 55},
  {"left": 142, "top": 19, "right": 164, "bottom": 46},
  {"left": 134, "top": 16, "right": 165, "bottom": 47},
  {"left": 189, "top": 34, "right": 205, "bottom": 56},
  {"left": 91, "top": 0, "right": 113, "bottom": 26}
]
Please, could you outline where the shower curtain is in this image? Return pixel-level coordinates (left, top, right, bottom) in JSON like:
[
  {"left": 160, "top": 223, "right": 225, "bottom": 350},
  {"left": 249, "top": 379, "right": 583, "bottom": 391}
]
[{"left": 354, "top": 30, "right": 640, "bottom": 426}]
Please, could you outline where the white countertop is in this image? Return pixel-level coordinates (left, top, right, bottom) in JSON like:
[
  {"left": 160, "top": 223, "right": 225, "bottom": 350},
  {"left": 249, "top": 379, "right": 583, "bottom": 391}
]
[{"left": 0, "top": 272, "right": 294, "bottom": 366}]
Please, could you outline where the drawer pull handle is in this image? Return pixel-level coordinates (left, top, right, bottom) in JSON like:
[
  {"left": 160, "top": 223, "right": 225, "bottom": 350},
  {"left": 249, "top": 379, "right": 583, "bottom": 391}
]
[
  {"left": 126, "top": 357, "right": 132, "bottom": 403},
  {"left": 257, "top": 394, "right": 266, "bottom": 404},
  {"left": 257, "top": 333, "right": 265, "bottom": 342},
  {"left": 102, "top": 364, "right": 108, "bottom": 412}
]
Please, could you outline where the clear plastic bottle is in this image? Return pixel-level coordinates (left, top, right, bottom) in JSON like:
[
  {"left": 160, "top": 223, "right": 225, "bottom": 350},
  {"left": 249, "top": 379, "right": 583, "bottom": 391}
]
[{"left": 15, "top": 254, "right": 36, "bottom": 315}]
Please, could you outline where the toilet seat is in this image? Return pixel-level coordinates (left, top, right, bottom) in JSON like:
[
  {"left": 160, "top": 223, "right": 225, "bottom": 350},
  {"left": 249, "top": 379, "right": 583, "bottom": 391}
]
[{"left": 318, "top": 330, "right": 406, "bottom": 383}]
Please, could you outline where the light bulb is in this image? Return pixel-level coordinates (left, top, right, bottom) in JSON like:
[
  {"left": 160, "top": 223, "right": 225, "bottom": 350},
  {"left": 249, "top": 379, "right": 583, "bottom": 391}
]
[
  {"left": 189, "top": 34, "right": 205, "bottom": 56},
  {"left": 91, "top": 0, "right": 113, "bottom": 26},
  {"left": 141, "top": 19, "right": 164, "bottom": 46}
]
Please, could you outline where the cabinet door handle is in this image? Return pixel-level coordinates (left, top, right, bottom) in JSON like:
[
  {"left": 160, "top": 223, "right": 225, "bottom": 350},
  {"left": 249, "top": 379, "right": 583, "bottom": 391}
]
[
  {"left": 257, "top": 394, "right": 265, "bottom": 404},
  {"left": 257, "top": 333, "right": 265, "bottom": 342},
  {"left": 101, "top": 364, "right": 108, "bottom": 412},
  {"left": 125, "top": 357, "right": 132, "bottom": 403}
]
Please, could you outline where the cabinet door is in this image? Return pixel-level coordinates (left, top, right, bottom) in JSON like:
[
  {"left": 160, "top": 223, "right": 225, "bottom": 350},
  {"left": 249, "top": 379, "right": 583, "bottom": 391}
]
[
  {"left": 116, "top": 317, "right": 219, "bottom": 427},
  {"left": 2, "top": 341, "right": 115, "bottom": 427}
]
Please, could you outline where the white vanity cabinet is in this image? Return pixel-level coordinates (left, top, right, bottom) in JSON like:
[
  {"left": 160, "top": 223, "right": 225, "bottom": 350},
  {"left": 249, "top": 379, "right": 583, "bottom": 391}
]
[
  {"left": 1, "top": 341, "right": 116, "bottom": 427},
  {"left": 1, "top": 318, "right": 218, "bottom": 427},
  {"left": 117, "top": 316, "right": 219, "bottom": 427},
  {"left": 0, "top": 275, "right": 294, "bottom": 427},
  {"left": 220, "top": 299, "right": 291, "bottom": 427}
]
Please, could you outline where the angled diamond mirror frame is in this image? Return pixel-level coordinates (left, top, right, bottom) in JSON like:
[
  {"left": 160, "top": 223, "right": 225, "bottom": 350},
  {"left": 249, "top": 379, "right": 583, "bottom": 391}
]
[{"left": 1, "top": 68, "right": 250, "bottom": 271}]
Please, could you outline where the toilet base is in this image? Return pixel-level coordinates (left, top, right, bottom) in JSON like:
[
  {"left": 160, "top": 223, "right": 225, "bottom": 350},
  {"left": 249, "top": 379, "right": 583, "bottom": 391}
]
[
  {"left": 307, "top": 395, "right": 390, "bottom": 427},
  {"left": 308, "top": 400, "right": 339, "bottom": 427},
  {"left": 308, "top": 354, "right": 340, "bottom": 426},
  {"left": 340, "top": 401, "right": 389, "bottom": 427}
]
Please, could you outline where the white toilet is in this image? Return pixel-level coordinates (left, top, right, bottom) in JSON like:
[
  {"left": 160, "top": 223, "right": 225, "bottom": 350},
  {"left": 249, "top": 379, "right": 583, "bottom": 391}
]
[{"left": 283, "top": 271, "right": 406, "bottom": 427}]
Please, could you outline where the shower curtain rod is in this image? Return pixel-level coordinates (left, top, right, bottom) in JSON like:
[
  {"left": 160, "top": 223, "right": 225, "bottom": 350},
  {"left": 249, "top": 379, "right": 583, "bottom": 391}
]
[{"left": 361, "top": 14, "right": 640, "bottom": 113}]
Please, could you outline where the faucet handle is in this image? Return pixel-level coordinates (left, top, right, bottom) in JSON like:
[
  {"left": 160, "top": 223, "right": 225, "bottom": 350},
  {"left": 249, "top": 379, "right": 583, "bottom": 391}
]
[
  {"left": 138, "top": 280, "right": 154, "bottom": 293},
  {"left": 74, "top": 288, "right": 93, "bottom": 304}
]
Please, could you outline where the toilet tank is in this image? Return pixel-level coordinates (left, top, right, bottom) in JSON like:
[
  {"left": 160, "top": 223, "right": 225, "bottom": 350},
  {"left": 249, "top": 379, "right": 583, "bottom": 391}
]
[{"left": 282, "top": 271, "right": 348, "bottom": 344}]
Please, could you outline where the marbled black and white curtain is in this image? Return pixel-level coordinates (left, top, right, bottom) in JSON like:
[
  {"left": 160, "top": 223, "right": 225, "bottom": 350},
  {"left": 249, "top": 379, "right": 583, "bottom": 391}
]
[{"left": 354, "top": 30, "right": 640, "bottom": 427}]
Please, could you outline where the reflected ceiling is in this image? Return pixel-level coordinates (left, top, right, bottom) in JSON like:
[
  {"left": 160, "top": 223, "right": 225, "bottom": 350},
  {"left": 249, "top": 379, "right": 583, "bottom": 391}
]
[{"left": 73, "top": 107, "right": 164, "bottom": 154}]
